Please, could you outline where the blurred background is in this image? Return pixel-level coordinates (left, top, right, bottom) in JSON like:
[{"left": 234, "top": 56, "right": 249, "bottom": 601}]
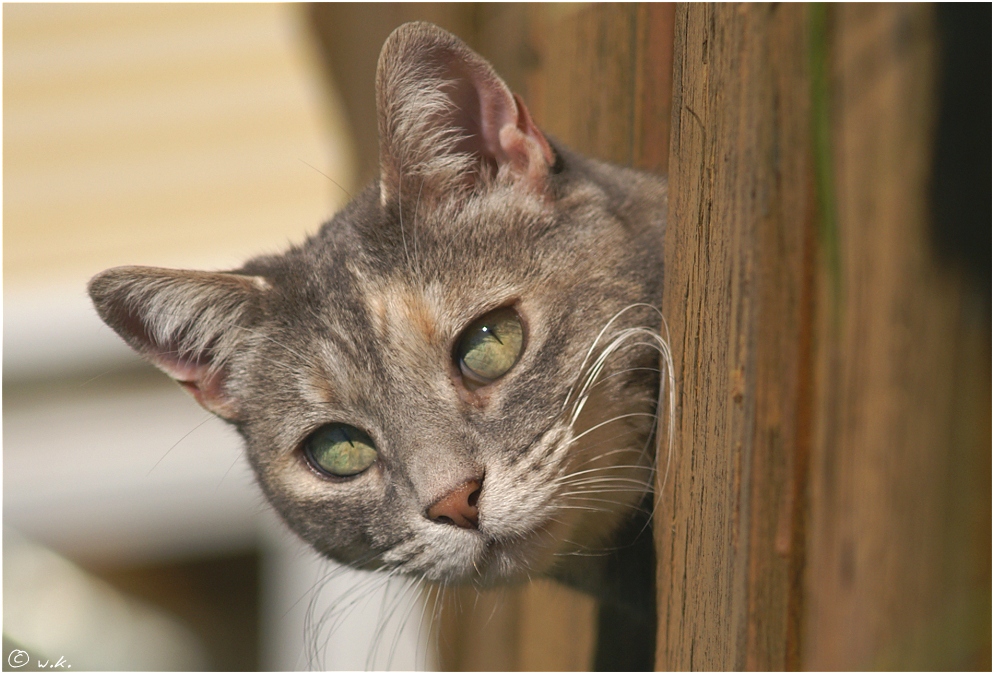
[{"left": 3, "top": 4, "right": 431, "bottom": 670}]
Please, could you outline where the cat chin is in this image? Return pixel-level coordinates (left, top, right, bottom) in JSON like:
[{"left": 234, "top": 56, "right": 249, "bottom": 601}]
[
  {"left": 366, "top": 504, "right": 569, "bottom": 586},
  {"left": 411, "top": 522, "right": 565, "bottom": 587}
]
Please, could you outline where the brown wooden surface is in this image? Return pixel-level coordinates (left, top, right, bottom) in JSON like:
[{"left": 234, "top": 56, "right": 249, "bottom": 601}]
[
  {"left": 656, "top": 4, "right": 814, "bottom": 669},
  {"left": 659, "top": 3, "right": 990, "bottom": 670},
  {"left": 803, "top": 5, "right": 990, "bottom": 669}
]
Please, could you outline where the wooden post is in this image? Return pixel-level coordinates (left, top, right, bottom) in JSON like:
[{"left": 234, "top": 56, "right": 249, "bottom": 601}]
[
  {"left": 804, "top": 5, "right": 990, "bottom": 669},
  {"left": 656, "top": 4, "right": 814, "bottom": 669},
  {"left": 657, "top": 3, "right": 990, "bottom": 670}
]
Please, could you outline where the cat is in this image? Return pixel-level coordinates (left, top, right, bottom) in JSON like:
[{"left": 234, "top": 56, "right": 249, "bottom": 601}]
[{"left": 89, "top": 21, "right": 670, "bottom": 669}]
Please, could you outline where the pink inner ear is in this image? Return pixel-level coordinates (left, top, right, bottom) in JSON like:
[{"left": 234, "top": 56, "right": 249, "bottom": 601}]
[
  {"left": 153, "top": 352, "right": 239, "bottom": 420},
  {"left": 444, "top": 55, "right": 554, "bottom": 187}
]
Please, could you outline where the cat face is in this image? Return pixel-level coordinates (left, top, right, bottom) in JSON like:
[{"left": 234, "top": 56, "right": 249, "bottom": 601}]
[{"left": 89, "top": 22, "right": 667, "bottom": 586}]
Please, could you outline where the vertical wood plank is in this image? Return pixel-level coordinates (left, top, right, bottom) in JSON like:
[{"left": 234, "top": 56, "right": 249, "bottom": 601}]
[
  {"left": 658, "top": 3, "right": 989, "bottom": 670},
  {"left": 804, "top": 4, "right": 990, "bottom": 669},
  {"left": 527, "top": 4, "right": 640, "bottom": 165},
  {"left": 655, "top": 4, "right": 814, "bottom": 669},
  {"left": 436, "top": 581, "right": 597, "bottom": 671}
]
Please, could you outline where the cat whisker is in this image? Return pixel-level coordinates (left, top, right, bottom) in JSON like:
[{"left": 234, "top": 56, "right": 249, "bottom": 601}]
[
  {"left": 365, "top": 575, "right": 398, "bottom": 669},
  {"left": 558, "top": 313, "right": 675, "bottom": 501},
  {"left": 558, "top": 466, "right": 659, "bottom": 489},
  {"left": 571, "top": 434, "right": 658, "bottom": 460},
  {"left": 304, "top": 558, "right": 398, "bottom": 668},
  {"left": 580, "top": 365, "right": 662, "bottom": 394},
  {"left": 398, "top": 163, "right": 413, "bottom": 274},
  {"left": 547, "top": 503, "right": 615, "bottom": 514},
  {"left": 412, "top": 177, "right": 427, "bottom": 285},
  {"left": 567, "top": 446, "right": 656, "bottom": 469},
  {"left": 558, "top": 477, "right": 655, "bottom": 491},
  {"left": 559, "top": 489, "right": 655, "bottom": 501},
  {"left": 433, "top": 583, "right": 450, "bottom": 668},
  {"left": 215, "top": 453, "right": 243, "bottom": 490},
  {"left": 296, "top": 550, "right": 383, "bottom": 610},
  {"left": 567, "top": 412, "right": 659, "bottom": 445},
  {"left": 146, "top": 413, "right": 214, "bottom": 476},
  {"left": 557, "top": 492, "right": 652, "bottom": 505},
  {"left": 412, "top": 575, "right": 435, "bottom": 671},
  {"left": 482, "top": 584, "right": 506, "bottom": 630},
  {"left": 553, "top": 476, "right": 655, "bottom": 496},
  {"left": 368, "top": 574, "right": 421, "bottom": 670},
  {"left": 565, "top": 322, "right": 660, "bottom": 409},
  {"left": 560, "top": 303, "right": 663, "bottom": 414},
  {"left": 310, "top": 571, "right": 383, "bottom": 648},
  {"left": 567, "top": 421, "right": 652, "bottom": 449},
  {"left": 568, "top": 332, "right": 666, "bottom": 427},
  {"left": 404, "top": 578, "right": 435, "bottom": 672}
]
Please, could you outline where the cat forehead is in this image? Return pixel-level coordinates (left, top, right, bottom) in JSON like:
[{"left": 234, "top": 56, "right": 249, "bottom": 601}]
[
  {"left": 363, "top": 277, "right": 520, "bottom": 347},
  {"left": 352, "top": 181, "right": 557, "bottom": 266},
  {"left": 366, "top": 282, "right": 443, "bottom": 346}
]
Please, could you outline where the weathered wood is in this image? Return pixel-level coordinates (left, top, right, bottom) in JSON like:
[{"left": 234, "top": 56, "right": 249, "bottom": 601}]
[
  {"left": 633, "top": 2, "right": 676, "bottom": 174},
  {"left": 658, "top": 3, "right": 990, "bottom": 670},
  {"left": 655, "top": 4, "right": 814, "bottom": 669},
  {"left": 804, "top": 5, "right": 990, "bottom": 669}
]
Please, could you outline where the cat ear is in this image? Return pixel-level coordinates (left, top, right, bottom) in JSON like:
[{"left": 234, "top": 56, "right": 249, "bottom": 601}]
[
  {"left": 375, "top": 21, "right": 555, "bottom": 205},
  {"left": 88, "top": 266, "right": 268, "bottom": 421}
]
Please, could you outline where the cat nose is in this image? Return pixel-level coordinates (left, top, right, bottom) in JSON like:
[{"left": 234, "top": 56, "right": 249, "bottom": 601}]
[{"left": 426, "top": 478, "right": 482, "bottom": 529}]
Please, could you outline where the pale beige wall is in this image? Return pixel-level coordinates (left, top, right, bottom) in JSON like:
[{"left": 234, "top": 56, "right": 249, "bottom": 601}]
[{"left": 4, "top": 3, "right": 355, "bottom": 291}]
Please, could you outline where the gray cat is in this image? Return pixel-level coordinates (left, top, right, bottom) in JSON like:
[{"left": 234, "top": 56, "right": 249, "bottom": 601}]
[{"left": 89, "top": 22, "right": 670, "bottom": 668}]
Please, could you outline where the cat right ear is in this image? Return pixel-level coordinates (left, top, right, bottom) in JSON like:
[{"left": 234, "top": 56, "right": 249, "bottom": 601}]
[
  {"left": 88, "top": 266, "right": 268, "bottom": 421},
  {"left": 375, "top": 21, "right": 555, "bottom": 205}
]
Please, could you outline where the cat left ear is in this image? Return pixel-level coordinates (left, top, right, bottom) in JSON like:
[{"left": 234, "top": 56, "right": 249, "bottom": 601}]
[
  {"left": 88, "top": 266, "right": 267, "bottom": 421},
  {"left": 375, "top": 22, "right": 555, "bottom": 205}
]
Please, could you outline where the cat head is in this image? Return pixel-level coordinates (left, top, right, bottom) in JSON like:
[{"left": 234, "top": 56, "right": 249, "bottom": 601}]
[{"left": 89, "top": 22, "right": 666, "bottom": 585}]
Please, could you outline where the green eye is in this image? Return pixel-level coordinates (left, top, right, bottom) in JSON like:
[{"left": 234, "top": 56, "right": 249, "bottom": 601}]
[
  {"left": 304, "top": 424, "right": 377, "bottom": 477},
  {"left": 456, "top": 307, "right": 524, "bottom": 385}
]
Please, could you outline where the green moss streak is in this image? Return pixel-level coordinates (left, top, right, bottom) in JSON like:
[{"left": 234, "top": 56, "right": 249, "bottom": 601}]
[{"left": 810, "top": 3, "right": 844, "bottom": 321}]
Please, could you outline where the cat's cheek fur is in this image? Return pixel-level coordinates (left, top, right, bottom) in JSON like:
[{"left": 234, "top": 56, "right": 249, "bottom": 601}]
[{"left": 251, "top": 450, "right": 384, "bottom": 559}]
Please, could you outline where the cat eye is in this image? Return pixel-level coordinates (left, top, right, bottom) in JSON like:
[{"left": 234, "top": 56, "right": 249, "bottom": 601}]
[
  {"left": 303, "top": 423, "right": 378, "bottom": 478},
  {"left": 455, "top": 307, "right": 524, "bottom": 385}
]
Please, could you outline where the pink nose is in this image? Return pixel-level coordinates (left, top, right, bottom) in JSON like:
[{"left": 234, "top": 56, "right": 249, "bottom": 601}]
[{"left": 426, "top": 478, "right": 482, "bottom": 529}]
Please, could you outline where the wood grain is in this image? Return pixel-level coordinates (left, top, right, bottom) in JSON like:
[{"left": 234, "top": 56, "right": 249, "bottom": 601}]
[
  {"left": 658, "top": 3, "right": 990, "bottom": 670},
  {"left": 656, "top": 4, "right": 814, "bottom": 669}
]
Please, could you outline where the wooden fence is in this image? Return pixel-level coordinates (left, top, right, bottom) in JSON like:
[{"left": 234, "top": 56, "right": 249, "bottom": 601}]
[{"left": 310, "top": 4, "right": 990, "bottom": 670}]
